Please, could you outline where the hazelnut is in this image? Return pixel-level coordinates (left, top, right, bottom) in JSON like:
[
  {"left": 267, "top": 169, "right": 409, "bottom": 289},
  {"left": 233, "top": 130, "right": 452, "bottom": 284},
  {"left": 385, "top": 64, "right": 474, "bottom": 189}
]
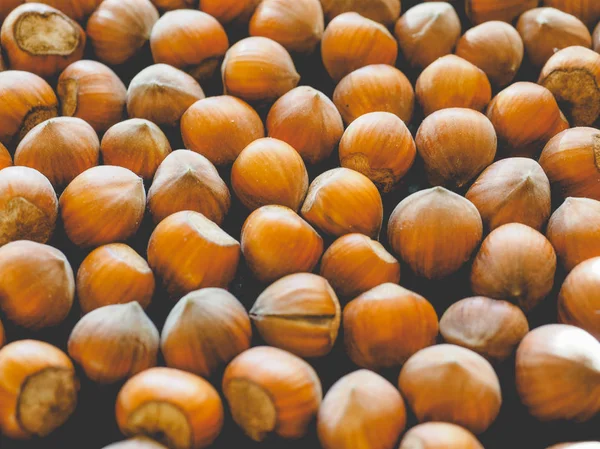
[
  {"left": 102, "top": 438, "right": 168, "bottom": 449},
  {"left": 1, "top": 3, "right": 86, "bottom": 79},
  {"left": 301, "top": 167, "right": 383, "bottom": 239},
  {"left": 321, "top": 12, "right": 397, "bottom": 83},
  {"left": 516, "top": 324, "right": 600, "bottom": 421},
  {"left": 60, "top": 166, "right": 145, "bottom": 247},
  {"left": 558, "top": 257, "right": 600, "bottom": 339},
  {"left": 547, "top": 197, "right": 600, "bottom": 271},
  {"left": 147, "top": 150, "right": 230, "bottom": 225},
  {"left": 517, "top": 7, "right": 592, "bottom": 69},
  {"left": 0, "top": 71, "right": 58, "bottom": 147},
  {"left": 0, "top": 340, "right": 79, "bottom": 439},
  {"left": 231, "top": 137, "right": 308, "bottom": 212},
  {"left": 471, "top": 223, "right": 557, "bottom": 313},
  {"left": 116, "top": 367, "right": 224, "bottom": 449},
  {"left": 486, "top": 82, "right": 569, "bottom": 158},
  {"left": 394, "top": 2, "right": 461, "bottom": 70},
  {"left": 0, "top": 166, "right": 57, "bottom": 245},
  {"left": 250, "top": 273, "right": 340, "bottom": 358},
  {"left": 416, "top": 55, "right": 492, "bottom": 117},
  {"left": 267, "top": 86, "right": 344, "bottom": 165},
  {"left": 147, "top": 211, "right": 240, "bottom": 298},
  {"left": 339, "top": 111, "right": 416, "bottom": 192},
  {"left": 440, "top": 296, "right": 529, "bottom": 363},
  {"left": 150, "top": 10, "right": 228, "bottom": 81},
  {"left": 76, "top": 243, "right": 155, "bottom": 314},
  {"left": 14, "top": 117, "right": 100, "bottom": 188},
  {"left": 415, "top": 108, "right": 497, "bottom": 188},
  {"left": 249, "top": 0, "right": 324, "bottom": 54},
  {"left": 222, "top": 36, "right": 300, "bottom": 106},
  {"left": 398, "top": 344, "right": 502, "bottom": 434},
  {"left": 87, "top": 0, "right": 159, "bottom": 66},
  {"left": 333, "top": 64, "right": 415, "bottom": 125},
  {"left": 0, "top": 143, "right": 11, "bottom": 170},
  {"left": 543, "top": 0, "right": 600, "bottom": 27},
  {"left": 317, "top": 370, "right": 407, "bottom": 449},
  {"left": 319, "top": 0, "right": 400, "bottom": 26},
  {"left": 100, "top": 119, "right": 172, "bottom": 182},
  {"left": 241, "top": 205, "right": 323, "bottom": 283},
  {"left": 465, "top": 0, "right": 538, "bottom": 25},
  {"left": 539, "top": 127, "right": 600, "bottom": 200},
  {"left": 161, "top": 288, "right": 252, "bottom": 378},
  {"left": 199, "top": 0, "right": 261, "bottom": 26},
  {"left": 466, "top": 158, "right": 551, "bottom": 232},
  {"left": 181, "top": 96, "right": 264, "bottom": 166},
  {"left": 222, "top": 346, "right": 322, "bottom": 441},
  {"left": 33, "top": 0, "right": 103, "bottom": 22},
  {"left": 388, "top": 187, "right": 483, "bottom": 280},
  {"left": 594, "top": 21, "right": 600, "bottom": 52},
  {"left": 57, "top": 60, "right": 127, "bottom": 134},
  {"left": 455, "top": 21, "right": 524, "bottom": 88},
  {"left": 538, "top": 46, "right": 600, "bottom": 126},
  {"left": 344, "top": 283, "right": 439, "bottom": 369},
  {"left": 127, "top": 64, "right": 205, "bottom": 128},
  {"left": 150, "top": 0, "right": 195, "bottom": 11},
  {"left": 0, "top": 240, "right": 74, "bottom": 329},
  {"left": 68, "top": 302, "right": 159, "bottom": 384},
  {"left": 320, "top": 233, "right": 400, "bottom": 299},
  {"left": 398, "top": 422, "right": 484, "bottom": 449}
]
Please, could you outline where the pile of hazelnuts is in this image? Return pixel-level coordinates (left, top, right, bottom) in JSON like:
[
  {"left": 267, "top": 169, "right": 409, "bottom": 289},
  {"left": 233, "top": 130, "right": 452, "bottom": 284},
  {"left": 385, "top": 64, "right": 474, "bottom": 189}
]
[{"left": 0, "top": 0, "right": 598, "bottom": 448}]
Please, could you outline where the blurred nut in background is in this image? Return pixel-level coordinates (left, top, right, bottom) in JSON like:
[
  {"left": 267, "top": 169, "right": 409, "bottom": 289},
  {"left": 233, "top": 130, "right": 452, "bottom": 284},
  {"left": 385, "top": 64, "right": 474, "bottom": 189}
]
[
  {"left": 150, "top": 10, "right": 229, "bottom": 81},
  {"left": 538, "top": 46, "right": 600, "bottom": 126},
  {"left": 222, "top": 346, "right": 322, "bottom": 441},
  {"left": 0, "top": 340, "right": 79, "bottom": 439},
  {"left": 398, "top": 422, "right": 484, "bottom": 449},
  {"left": 250, "top": 273, "right": 341, "bottom": 358},
  {"left": 416, "top": 55, "right": 492, "bottom": 117},
  {"left": 103, "top": 438, "right": 168, "bottom": 449},
  {"left": 147, "top": 211, "right": 240, "bottom": 298},
  {"left": 301, "top": 167, "right": 383, "bottom": 239},
  {"left": 394, "top": 2, "right": 461, "bottom": 70},
  {"left": 455, "top": 21, "right": 524, "bottom": 88},
  {"left": 59, "top": 166, "right": 146, "bottom": 247},
  {"left": 399, "top": 344, "right": 502, "bottom": 434},
  {"left": 543, "top": 0, "right": 600, "bottom": 27},
  {"left": 321, "top": 12, "right": 397, "bottom": 83},
  {"left": 231, "top": 138, "right": 308, "bottom": 212},
  {"left": 57, "top": 60, "right": 127, "bottom": 135},
  {"left": 0, "top": 240, "right": 74, "bottom": 329},
  {"left": 116, "top": 367, "right": 224, "bottom": 449},
  {"left": 594, "top": 21, "right": 600, "bottom": 52},
  {"left": 343, "top": 283, "right": 439, "bottom": 369},
  {"left": 181, "top": 96, "right": 264, "bottom": 166},
  {"left": 466, "top": 158, "right": 551, "bottom": 232},
  {"left": 222, "top": 36, "right": 300, "bottom": 105},
  {"left": 86, "top": 0, "right": 159, "bottom": 66},
  {"left": 440, "top": 296, "right": 529, "bottom": 363},
  {"left": 127, "top": 64, "right": 205, "bottom": 128},
  {"left": 68, "top": 302, "right": 159, "bottom": 384},
  {"left": 200, "top": 0, "right": 261, "bottom": 26},
  {"left": 547, "top": 197, "right": 600, "bottom": 271},
  {"left": 320, "top": 233, "right": 400, "bottom": 300},
  {"left": 14, "top": 117, "right": 100, "bottom": 188},
  {"left": 319, "top": 0, "right": 400, "bottom": 26},
  {"left": 147, "top": 150, "right": 230, "bottom": 225},
  {"left": 100, "top": 119, "right": 172, "bottom": 182},
  {"left": 388, "top": 187, "right": 483, "bottom": 280},
  {"left": 465, "top": 0, "right": 538, "bottom": 25},
  {"left": 77, "top": 243, "right": 155, "bottom": 314},
  {"left": 267, "top": 86, "right": 344, "bottom": 165},
  {"left": 0, "top": 166, "right": 57, "bottom": 245},
  {"left": 241, "top": 205, "right": 323, "bottom": 283},
  {"left": 516, "top": 324, "right": 600, "bottom": 422},
  {"left": 471, "top": 223, "right": 557, "bottom": 313},
  {"left": 416, "top": 108, "right": 497, "bottom": 189},
  {"left": 333, "top": 64, "right": 415, "bottom": 126},
  {"left": 161, "top": 288, "right": 252, "bottom": 378},
  {"left": 317, "top": 370, "right": 407, "bottom": 449},
  {"left": 1, "top": 3, "right": 86, "bottom": 78},
  {"left": 339, "top": 111, "right": 416, "bottom": 193}
]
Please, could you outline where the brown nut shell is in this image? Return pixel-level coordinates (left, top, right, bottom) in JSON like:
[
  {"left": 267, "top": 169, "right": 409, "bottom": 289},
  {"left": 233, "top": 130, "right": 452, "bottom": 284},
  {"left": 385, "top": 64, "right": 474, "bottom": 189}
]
[
  {"left": 465, "top": 0, "right": 538, "bottom": 25},
  {"left": 0, "top": 143, "right": 11, "bottom": 170},
  {"left": 199, "top": 0, "right": 261, "bottom": 26},
  {"left": 543, "top": 0, "right": 600, "bottom": 27},
  {"left": 398, "top": 422, "right": 484, "bottom": 449},
  {"left": 319, "top": 0, "right": 400, "bottom": 26}
]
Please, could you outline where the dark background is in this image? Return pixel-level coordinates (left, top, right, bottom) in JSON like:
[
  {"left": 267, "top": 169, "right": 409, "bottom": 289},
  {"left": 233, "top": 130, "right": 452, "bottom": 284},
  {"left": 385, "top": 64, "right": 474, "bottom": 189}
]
[{"left": 1, "top": 0, "right": 599, "bottom": 448}]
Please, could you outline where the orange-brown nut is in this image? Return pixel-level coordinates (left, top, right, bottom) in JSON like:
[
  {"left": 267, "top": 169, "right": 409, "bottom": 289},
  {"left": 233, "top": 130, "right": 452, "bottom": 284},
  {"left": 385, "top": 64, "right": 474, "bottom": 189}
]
[
  {"left": 398, "top": 422, "right": 484, "bottom": 449},
  {"left": 77, "top": 243, "right": 155, "bottom": 314},
  {"left": 241, "top": 205, "right": 323, "bottom": 283},
  {"left": 0, "top": 143, "right": 10, "bottom": 170},
  {"left": 319, "top": 0, "right": 400, "bottom": 26},
  {"left": 29, "top": 0, "right": 103, "bottom": 22},
  {"left": 595, "top": 21, "right": 600, "bottom": 52},
  {"left": 147, "top": 211, "right": 240, "bottom": 298},
  {"left": 199, "top": 0, "right": 261, "bottom": 26},
  {"left": 150, "top": 0, "right": 195, "bottom": 11},
  {"left": 465, "top": 0, "right": 538, "bottom": 25},
  {"left": 543, "top": 0, "right": 600, "bottom": 27},
  {"left": 102, "top": 437, "right": 169, "bottom": 449}
]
